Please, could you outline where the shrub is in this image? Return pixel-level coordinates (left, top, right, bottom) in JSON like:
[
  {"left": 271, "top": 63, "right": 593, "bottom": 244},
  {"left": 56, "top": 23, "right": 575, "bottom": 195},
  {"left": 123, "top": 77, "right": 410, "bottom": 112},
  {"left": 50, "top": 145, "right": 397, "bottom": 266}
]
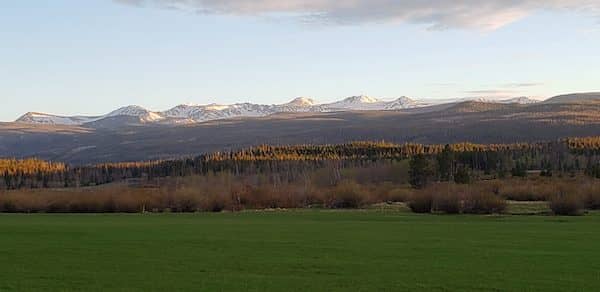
[
  {"left": 1, "top": 199, "right": 17, "bottom": 212},
  {"left": 326, "top": 181, "right": 365, "bottom": 209},
  {"left": 585, "top": 191, "right": 600, "bottom": 210},
  {"left": 432, "top": 191, "right": 461, "bottom": 214},
  {"left": 579, "top": 184, "right": 600, "bottom": 210},
  {"left": 200, "top": 193, "right": 229, "bottom": 212},
  {"left": 423, "top": 183, "right": 461, "bottom": 214},
  {"left": 462, "top": 192, "right": 507, "bottom": 214},
  {"left": 387, "top": 188, "right": 413, "bottom": 202},
  {"left": 408, "top": 192, "right": 433, "bottom": 213},
  {"left": 499, "top": 180, "right": 554, "bottom": 201},
  {"left": 550, "top": 193, "right": 584, "bottom": 216},
  {"left": 174, "top": 195, "right": 199, "bottom": 212}
]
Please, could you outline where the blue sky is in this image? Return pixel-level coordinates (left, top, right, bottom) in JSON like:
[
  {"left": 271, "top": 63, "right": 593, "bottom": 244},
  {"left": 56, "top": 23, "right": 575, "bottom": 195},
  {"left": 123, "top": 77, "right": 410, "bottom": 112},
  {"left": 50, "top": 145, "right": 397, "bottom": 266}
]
[{"left": 1, "top": 0, "right": 599, "bottom": 121}]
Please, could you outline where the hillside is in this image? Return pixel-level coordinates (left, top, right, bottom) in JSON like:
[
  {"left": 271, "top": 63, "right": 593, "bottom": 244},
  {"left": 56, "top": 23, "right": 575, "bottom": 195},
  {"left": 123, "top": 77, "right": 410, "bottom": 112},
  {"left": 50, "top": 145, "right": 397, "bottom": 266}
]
[
  {"left": 543, "top": 92, "right": 600, "bottom": 104},
  {"left": 2, "top": 101, "right": 600, "bottom": 164}
]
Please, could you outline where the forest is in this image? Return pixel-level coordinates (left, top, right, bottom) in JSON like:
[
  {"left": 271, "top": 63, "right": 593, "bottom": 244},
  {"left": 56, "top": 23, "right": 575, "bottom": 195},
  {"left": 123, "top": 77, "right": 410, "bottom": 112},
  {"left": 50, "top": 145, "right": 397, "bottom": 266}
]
[{"left": 1, "top": 137, "right": 600, "bottom": 190}]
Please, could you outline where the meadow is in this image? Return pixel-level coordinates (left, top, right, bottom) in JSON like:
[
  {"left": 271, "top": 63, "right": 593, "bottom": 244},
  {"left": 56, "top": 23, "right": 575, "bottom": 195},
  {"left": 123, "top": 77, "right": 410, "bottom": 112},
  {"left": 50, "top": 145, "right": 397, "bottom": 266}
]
[{"left": 1, "top": 211, "right": 600, "bottom": 291}]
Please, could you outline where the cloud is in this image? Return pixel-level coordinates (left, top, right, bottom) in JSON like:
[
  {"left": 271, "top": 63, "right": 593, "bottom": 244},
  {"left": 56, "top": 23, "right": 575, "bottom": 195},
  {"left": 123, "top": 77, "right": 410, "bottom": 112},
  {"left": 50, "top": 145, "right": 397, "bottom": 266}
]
[
  {"left": 464, "top": 89, "right": 517, "bottom": 96},
  {"left": 114, "top": 0, "right": 600, "bottom": 30},
  {"left": 502, "top": 82, "right": 544, "bottom": 88}
]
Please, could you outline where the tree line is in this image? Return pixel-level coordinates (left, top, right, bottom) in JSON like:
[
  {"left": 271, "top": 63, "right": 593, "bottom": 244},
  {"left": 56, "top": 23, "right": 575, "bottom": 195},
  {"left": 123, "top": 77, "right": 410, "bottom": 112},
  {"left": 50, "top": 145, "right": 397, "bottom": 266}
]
[{"left": 2, "top": 137, "right": 600, "bottom": 190}]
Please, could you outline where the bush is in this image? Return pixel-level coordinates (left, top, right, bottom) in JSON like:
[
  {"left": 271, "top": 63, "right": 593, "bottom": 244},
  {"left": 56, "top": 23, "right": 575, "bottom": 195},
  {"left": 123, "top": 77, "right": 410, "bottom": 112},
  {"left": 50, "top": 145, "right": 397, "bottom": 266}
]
[
  {"left": 174, "top": 195, "right": 199, "bottom": 212},
  {"left": 462, "top": 192, "right": 507, "bottom": 214},
  {"left": 585, "top": 191, "right": 600, "bottom": 210},
  {"left": 408, "top": 183, "right": 507, "bottom": 214},
  {"left": 387, "top": 188, "right": 413, "bottom": 202},
  {"left": 326, "top": 181, "right": 365, "bottom": 209},
  {"left": 424, "top": 184, "right": 461, "bottom": 214},
  {"left": 1, "top": 199, "right": 17, "bottom": 212},
  {"left": 200, "top": 193, "right": 229, "bottom": 212},
  {"left": 432, "top": 192, "right": 461, "bottom": 214},
  {"left": 408, "top": 192, "right": 433, "bottom": 213},
  {"left": 579, "top": 184, "right": 600, "bottom": 210},
  {"left": 550, "top": 193, "right": 584, "bottom": 216},
  {"left": 499, "top": 180, "right": 555, "bottom": 201}
]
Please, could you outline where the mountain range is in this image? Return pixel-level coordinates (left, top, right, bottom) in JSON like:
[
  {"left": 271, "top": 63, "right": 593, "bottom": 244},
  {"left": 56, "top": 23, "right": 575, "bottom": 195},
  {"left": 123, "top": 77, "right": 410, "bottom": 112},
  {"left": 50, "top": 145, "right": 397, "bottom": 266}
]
[
  {"left": 14, "top": 95, "right": 542, "bottom": 126},
  {"left": 2, "top": 92, "right": 599, "bottom": 164}
]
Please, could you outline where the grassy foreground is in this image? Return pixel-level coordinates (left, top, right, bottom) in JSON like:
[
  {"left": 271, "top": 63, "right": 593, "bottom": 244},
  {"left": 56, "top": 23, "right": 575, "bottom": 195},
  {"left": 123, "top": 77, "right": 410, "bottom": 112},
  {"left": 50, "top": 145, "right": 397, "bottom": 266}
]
[{"left": 1, "top": 212, "right": 600, "bottom": 291}]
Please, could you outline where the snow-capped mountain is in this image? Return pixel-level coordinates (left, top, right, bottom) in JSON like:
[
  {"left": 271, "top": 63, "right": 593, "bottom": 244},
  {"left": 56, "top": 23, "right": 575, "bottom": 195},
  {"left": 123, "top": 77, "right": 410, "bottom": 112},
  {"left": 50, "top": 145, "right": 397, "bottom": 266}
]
[
  {"left": 107, "top": 105, "right": 165, "bottom": 123},
  {"left": 324, "top": 96, "right": 423, "bottom": 111},
  {"left": 15, "top": 112, "right": 100, "bottom": 126},
  {"left": 14, "top": 95, "right": 543, "bottom": 126},
  {"left": 274, "top": 97, "right": 323, "bottom": 113},
  {"left": 424, "top": 96, "right": 541, "bottom": 105},
  {"left": 464, "top": 96, "right": 541, "bottom": 104},
  {"left": 162, "top": 103, "right": 281, "bottom": 123},
  {"left": 498, "top": 97, "right": 540, "bottom": 104}
]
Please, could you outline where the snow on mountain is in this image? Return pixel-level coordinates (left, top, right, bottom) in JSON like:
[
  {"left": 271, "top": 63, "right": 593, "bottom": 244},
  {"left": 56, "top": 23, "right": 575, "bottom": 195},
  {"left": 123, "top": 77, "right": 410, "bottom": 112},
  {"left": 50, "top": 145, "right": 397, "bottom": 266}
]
[
  {"left": 325, "top": 95, "right": 382, "bottom": 110},
  {"left": 324, "top": 95, "right": 422, "bottom": 111},
  {"left": 106, "top": 105, "right": 165, "bottom": 122},
  {"left": 499, "top": 97, "right": 540, "bottom": 104},
  {"left": 162, "top": 103, "right": 276, "bottom": 122},
  {"left": 16, "top": 105, "right": 164, "bottom": 125},
  {"left": 423, "top": 96, "right": 541, "bottom": 105},
  {"left": 15, "top": 112, "right": 99, "bottom": 125},
  {"left": 161, "top": 98, "right": 322, "bottom": 122},
  {"left": 274, "top": 97, "right": 325, "bottom": 113},
  {"left": 14, "top": 95, "right": 544, "bottom": 126},
  {"left": 383, "top": 96, "right": 424, "bottom": 110},
  {"left": 162, "top": 104, "right": 203, "bottom": 121},
  {"left": 286, "top": 97, "right": 315, "bottom": 107},
  {"left": 467, "top": 97, "right": 540, "bottom": 104}
]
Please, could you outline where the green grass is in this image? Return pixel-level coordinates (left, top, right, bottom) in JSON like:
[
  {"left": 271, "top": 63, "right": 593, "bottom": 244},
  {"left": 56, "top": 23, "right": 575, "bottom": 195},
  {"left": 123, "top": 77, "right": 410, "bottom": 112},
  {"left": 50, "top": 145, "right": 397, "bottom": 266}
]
[{"left": 1, "top": 211, "right": 600, "bottom": 291}]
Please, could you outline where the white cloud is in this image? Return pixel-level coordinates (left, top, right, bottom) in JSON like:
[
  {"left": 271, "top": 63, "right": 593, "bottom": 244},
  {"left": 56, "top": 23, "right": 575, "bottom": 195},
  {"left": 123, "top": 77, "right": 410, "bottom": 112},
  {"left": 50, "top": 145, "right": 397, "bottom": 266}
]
[{"left": 114, "top": 0, "right": 600, "bottom": 30}]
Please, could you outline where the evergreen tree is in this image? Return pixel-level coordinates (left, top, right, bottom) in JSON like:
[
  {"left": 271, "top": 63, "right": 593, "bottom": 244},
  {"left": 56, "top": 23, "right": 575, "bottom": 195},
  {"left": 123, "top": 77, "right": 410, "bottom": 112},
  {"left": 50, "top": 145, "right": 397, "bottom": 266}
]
[
  {"left": 436, "top": 144, "right": 454, "bottom": 181},
  {"left": 454, "top": 165, "right": 472, "bottom": 184},
  {"left": 409, "top": 154, "right": 435, "bottom": 189}
]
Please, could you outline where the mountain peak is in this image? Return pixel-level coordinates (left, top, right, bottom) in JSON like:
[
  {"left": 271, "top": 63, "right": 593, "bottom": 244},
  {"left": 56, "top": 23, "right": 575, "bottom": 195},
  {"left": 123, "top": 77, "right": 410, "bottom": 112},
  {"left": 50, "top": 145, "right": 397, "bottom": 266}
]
[
  {"left": 394, "top": 96, "right": 415, "bottom": 103},
  {"left": 13, "top": 92, "right": 587, "bottom": 126},
  {"left": 16, "top": 112, "right": 97, "bottom": 125},
  {"left": 107, "top": 105, "right": 164, "bottom": 122},
  {"left": 16, "top": 112, "right": 49, "bottom": 123},
  {"left": 287, "top": 97, "right": 315, "bottom": 107},
  {"left": 502, "top": 96, "right": 540, "bottom": 104},
  {"left": 343, "top": 95, "right": 380, "bottom": 104},
  {"left": 107, "top": 105, "right": 149, "bottom": 116}
]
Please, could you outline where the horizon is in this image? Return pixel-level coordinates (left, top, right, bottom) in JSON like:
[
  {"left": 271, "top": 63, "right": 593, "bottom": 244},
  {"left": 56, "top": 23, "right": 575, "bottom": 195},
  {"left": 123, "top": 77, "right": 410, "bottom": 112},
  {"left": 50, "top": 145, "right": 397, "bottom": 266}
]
[
  {"left": 4, "top": 92, "right": 574, "bottom": 121},
  {"left": 2, "top": 1, "right": 600, "bottom": 121}
]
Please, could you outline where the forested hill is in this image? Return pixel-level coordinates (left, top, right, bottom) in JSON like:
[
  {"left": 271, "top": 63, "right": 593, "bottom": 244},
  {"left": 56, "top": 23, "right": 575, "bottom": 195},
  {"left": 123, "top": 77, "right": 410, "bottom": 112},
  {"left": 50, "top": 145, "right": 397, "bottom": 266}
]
[{"left": 2, "top": 137, "right": 600, "bottom": 190}]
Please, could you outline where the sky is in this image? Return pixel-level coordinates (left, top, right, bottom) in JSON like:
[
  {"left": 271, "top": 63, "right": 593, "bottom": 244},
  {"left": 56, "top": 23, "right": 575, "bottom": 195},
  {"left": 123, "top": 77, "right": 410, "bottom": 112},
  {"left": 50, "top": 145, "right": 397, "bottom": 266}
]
[{"left": 1, "top": 0, "right": 599, "bottom": 121}]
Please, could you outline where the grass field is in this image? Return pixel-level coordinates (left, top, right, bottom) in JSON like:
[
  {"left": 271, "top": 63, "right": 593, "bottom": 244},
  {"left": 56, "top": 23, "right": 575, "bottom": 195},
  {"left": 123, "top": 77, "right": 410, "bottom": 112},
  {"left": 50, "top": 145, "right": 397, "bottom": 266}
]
[{"left": 1, "top": 211, "right": 600, "bottom": 291}]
